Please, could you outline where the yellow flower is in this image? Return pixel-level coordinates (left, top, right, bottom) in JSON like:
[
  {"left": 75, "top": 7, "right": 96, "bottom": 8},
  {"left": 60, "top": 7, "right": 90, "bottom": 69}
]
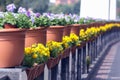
[
  {"left": 32, "top": 44, "right": 36, "bottom": 48},
  {"left": 46, "top": 41, "right": 63, "bottom": 57},
  {"left": 32, "top": 53, "right": 38, "bottom": 59},
  {"left": 25, "top": 47, "right": 32, "bottom": 55},
  {"left": 24, "top": 43, "right": 50, "bottom": 67}
]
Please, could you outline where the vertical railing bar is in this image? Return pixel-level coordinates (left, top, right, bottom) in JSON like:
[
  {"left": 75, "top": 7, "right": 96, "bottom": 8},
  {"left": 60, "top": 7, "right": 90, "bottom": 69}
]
[
  {"left": 82, "top": 45, "right": 86, "bottom": 74},
  {"left": 71, "top": 52, "right": 76, "bottom": 80},
  {"left": 51, "top": 65, "right": 58, "bottom": 80},
  {"left": 77, "top": 48, "right": 82, "bottom": 80}
]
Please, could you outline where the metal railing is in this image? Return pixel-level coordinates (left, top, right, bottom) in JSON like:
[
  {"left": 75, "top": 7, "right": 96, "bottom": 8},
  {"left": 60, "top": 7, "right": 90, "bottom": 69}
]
[
  {"left": 34, "top": 27, "right": 120, "bottom": 80},
  {"left": 1, "top": 26, "right": 120, "bottom": 80}
]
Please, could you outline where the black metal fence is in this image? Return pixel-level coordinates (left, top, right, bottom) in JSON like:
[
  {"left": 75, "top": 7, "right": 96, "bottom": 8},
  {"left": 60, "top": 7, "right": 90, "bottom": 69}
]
[
  {"left": 1, "top": 27, "right": 120, "bottom": 80},
  {"left": 34, "top": 27, "right": 120, "bottom": 80}
]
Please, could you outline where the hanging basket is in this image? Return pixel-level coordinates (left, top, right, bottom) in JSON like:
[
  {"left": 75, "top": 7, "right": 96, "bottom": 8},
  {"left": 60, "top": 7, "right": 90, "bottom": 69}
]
[
  {"left": 47, "top": 54, "right": 61, "bottom": 69},
  {"left": 76, "top": 41, "right": 86, "bottom": 49},
  {"left": 62, "top": 48, "right": 71, "bottom": 59},
  {"left": 71, "top": 46, "right": 77, "bottom": 54},
  {"left": 26, "top": 63, "right": 45, "bottom": 80},
  {"left": 25, "top": 27, "right": 47, "bottom": 47},
  {"left": 0, "top": 29, "right": 26, "bottom": 67},
  {"left": 47, "top": 26, "right": 64, "bottom": 42}
]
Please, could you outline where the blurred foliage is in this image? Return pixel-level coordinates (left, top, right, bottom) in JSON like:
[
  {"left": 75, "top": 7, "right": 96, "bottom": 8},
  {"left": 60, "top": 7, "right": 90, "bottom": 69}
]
[
  {"left": 0, "top": 0, "right": 49, "bottom": 13},
  {"left": 48, "top": 0, "right": 80, "bottom": 14},
  {"left": 117, "top": 0, "right": 120, "bottom": 8},
  {"left": 0, "top": 0, "right": 80, "bottom": 14},
  {"left": 117, "top": 0, "right": 120, "bottom": 17},
  {"left": 21, "top": 0, "right": 49, "bottom": 13}
]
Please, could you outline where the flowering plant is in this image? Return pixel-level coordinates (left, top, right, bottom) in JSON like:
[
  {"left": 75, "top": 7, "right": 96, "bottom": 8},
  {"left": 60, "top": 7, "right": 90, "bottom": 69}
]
[
  {"left": 46, "top": 41, "right": 63, "bottom": 58},
  {"left": 43, "top": 13, "right": 67, "bottom": 26},
  {"left": 85, "top": 27, "right": 99, "bottom": 40},
  {"left": 79, "top": 29, "right": 87, "bottom": 41},
  {"left": 78, "top": 18, "right": 85, "bottom": 24},
  {"left": 1, "top": 12, "right": 33, "bottom": 29},
  {"left": 84, "top": 17, "right": 96, "bottom": 24},
  {"left": 0, "top": 4, "right": 33, "bottom": 29},
  {"left": 69, "top": 33, "right": 80, "bottom": 46},
  {"left": 3, "top": 12, "right": 17, "bottom": 26},
  {"left": 0, "top": 16, "right": 4, "bottom": 28},
  {"left": 24, "top": 43, "right": 50, "bottom": 67},
  {"left": 33, "top": 15, "right": 50, "bottom": 27},
  {"left": 16, "top": 13, "right": 32, "bottom": 28},
  {"left": 62, "top": 36, "right": 72, "bottom": 49},
  {"left": 79, "top": 28, "right": 100, "bottom": 42}
]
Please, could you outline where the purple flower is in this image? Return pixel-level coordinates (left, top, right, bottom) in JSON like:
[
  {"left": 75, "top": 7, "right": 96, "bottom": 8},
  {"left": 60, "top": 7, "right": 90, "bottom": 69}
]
[
  {"left": 35, "top": 13, "right": 40, "bottom": 18},
  {"left": 26, "top": 11, "right": 31, "bottom": 17},
  {"left": 30, "top": 16, "right": 35, "bottom": 24},
  {"left": 18, "top": 7, "right": 27, "bottom": 14},
  {"left": 6, "top": 3, "right": 16, "bottom": 12}
]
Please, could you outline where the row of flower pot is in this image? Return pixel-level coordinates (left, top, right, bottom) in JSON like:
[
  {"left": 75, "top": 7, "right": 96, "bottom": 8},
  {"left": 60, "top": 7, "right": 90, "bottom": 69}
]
[
  {"left": 24, "top": 22, "right": 120, "bottom": 80},
  {"left": 0, "top": 21, "right": 111, "bottom": 68},
  {"left": 0, "top": 23, "right": 84, "bottom": 68},
  {"left": 0, "top": 21, "right": 119, "bottom": 80}
]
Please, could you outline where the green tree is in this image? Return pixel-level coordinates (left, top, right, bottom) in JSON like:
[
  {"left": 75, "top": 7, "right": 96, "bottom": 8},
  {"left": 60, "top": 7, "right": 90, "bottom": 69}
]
[
  {"left": 48, "top": 4, "right": 73, "bottom": 14},
  {"left": 72, "top": 0, "right": 80, "bottom": 14},
  {"left": 48, "top": 0, "right": 80, "bottom": 14},
  {"left": 0, "top": 0, "right": 22, "bottom": 11},
  {"left": 0, "top": 0, "right": 49, "bottom": 13}
]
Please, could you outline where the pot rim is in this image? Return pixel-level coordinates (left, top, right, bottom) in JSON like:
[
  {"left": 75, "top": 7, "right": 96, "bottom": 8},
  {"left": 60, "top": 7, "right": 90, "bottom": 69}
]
[
  {"left": 49, "top": 25, "right": 65, "bottom": 29},
  {"left": 0, "top": 28, "right": 26, "bottom": 33}
]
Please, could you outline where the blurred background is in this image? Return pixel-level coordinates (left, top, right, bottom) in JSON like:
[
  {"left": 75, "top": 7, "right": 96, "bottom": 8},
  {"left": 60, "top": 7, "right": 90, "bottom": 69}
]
[
  {"left": 0, "top": 0, "right": 80, "bottom": 14},
  {"left": 1, "top": 0, "right": 120, "bottom": 19}
]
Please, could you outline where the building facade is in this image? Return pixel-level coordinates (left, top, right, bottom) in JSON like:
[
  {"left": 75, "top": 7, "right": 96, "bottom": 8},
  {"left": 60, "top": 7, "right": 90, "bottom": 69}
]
[{"left": 55, "top": 0, "right": 78, "bottom": 5}]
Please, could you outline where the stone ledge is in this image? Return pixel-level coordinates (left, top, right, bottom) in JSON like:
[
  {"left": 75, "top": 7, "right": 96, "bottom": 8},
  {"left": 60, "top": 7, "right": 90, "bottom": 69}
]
[{"left": 0, "top": 68, "right": 27, "bottom": 80}]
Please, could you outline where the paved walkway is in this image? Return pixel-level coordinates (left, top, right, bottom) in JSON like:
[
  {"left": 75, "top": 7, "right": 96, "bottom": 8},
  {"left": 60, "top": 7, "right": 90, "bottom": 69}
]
[{"left": 90, "top": 41, "right": 120, "bottom": 80}]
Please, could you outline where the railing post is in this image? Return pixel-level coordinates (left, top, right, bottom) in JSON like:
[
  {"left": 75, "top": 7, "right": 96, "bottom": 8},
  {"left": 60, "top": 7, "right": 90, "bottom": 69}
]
[
  {"left": 51, "top": 65, "right": 58, "bottom": 80},
  {"left": 71, "top": 52, "right": 76, "bottom": 80},
  {"left": 91, "top": 41, "right": 94, "bottom": 62},
  {"left": 95, "top": 38, "right": 97, "bottom": 58},
  {"left": 57, "top": 60, "right": 61, "bottom": 80},
  {"left": 77, "top": 48, "right": 82, "bottom": 80},
  {"left": 89, "top": 42, "right": 93, "bottom": 64},
  {"left": 48, "top": 69, "right": 51, "bottom": 80},
  {"left": 61, "top": 57, "right": 69, "bottom": 80},
  {"left": 93, "top": 40, "right": 96, "bottom": 61},
  {"left": 86, "top": 43, "right": 89, "bottom": 73},
  {"left": 82, "top": 45, "right": 87, "bottom": 74}
]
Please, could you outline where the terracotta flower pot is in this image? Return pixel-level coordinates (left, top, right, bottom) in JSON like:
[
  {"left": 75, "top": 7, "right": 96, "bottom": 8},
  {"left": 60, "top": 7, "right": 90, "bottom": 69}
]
[
  {"left": 26, "top": 63, "right": 45, "bottom": 80},
  {"left": 71, "top": 24, "right": 80, "bottom": 36},
  {"left": 4, "top": 23, "right": 16, "bottom": 29},
  {"left": 47, "top": 54, "right": 61, "bottom": 69},
  {"left": 0, "top": 29, "right": 26, "bottom": 68},
  {"left": 25, "top": 27, "right": 47, "bottom": 47},
  {"left": 80, "top": 24, "right": 88, "bottom": 30},
  {"left": 63, "top": 25, "right": 72, "bottom": 36},
  {"left": 47, "top": 26, "right": 64, "bottom": 42},
  {"left": 88, "top": 22, "right": 104, "bottom": 28}
]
